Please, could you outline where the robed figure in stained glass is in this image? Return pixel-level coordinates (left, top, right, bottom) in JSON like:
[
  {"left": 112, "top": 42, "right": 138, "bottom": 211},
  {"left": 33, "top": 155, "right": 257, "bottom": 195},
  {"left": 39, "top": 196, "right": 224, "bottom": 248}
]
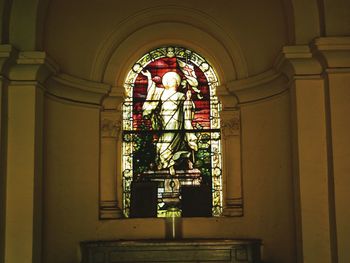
[
  {"left": 141, "top": 66, "right": 198, "bottom": 175},
  {"left": 123, "top": 47, "right": 223, "bottom": 217}
]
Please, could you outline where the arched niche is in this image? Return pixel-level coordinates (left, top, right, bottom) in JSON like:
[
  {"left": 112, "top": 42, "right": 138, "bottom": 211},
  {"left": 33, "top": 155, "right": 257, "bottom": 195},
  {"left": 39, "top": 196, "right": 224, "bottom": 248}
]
[{"left": 99, "top": 44, "right": 243, "bottom": 219}]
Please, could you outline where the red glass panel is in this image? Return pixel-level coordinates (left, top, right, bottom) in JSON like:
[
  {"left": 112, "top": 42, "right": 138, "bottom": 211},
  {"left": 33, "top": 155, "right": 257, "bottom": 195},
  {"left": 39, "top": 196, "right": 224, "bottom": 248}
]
[{"left": 132, "top": 57, "right": 210, "bottom": 130}]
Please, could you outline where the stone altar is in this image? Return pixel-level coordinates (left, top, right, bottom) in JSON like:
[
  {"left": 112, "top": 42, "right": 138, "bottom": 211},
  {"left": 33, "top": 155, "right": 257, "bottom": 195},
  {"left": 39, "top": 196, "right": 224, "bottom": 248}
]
[{"left": 80, "top": 239, "right": 261, "bottom": 263}]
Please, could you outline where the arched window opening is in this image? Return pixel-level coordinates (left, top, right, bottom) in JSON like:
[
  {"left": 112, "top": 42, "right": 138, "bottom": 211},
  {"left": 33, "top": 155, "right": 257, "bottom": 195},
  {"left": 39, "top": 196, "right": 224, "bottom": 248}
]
[{"left": 122, "top": 47, "right": 222, "bottom": 218}]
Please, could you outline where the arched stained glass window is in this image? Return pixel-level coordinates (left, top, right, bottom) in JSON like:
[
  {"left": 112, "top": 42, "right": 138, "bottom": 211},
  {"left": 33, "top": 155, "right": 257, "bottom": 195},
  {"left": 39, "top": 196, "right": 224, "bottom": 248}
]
[{"left": 122, "top": 47, "right": 222, "bottom": 218}]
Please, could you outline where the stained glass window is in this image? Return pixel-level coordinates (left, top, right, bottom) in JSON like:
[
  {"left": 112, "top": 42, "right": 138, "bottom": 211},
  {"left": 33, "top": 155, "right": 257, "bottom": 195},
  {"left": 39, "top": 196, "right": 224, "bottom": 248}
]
[{"left": 122, "top": 47, "right": 222, "bottom": 218}]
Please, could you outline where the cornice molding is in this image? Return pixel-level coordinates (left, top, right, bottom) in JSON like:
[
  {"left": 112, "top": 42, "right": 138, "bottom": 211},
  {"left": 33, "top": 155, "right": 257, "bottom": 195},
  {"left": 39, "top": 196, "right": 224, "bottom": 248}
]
[
  {"left": 314, "top": 37, "right": 350, "bottom": 51},
  {"left": 226, "top": 69, "right": 281, "bottom": 91},
  {"left": 104, "top": 68, "right": 289, "bottom": 108},
  {"left": 223, "top": 69, "right": 289, "bottom": 104},
  {"left": 46, "top": 73, "right": 111, "bottom": 106},
  {"left": 104, "top": 67, "right": 290, "bottom": 109}
]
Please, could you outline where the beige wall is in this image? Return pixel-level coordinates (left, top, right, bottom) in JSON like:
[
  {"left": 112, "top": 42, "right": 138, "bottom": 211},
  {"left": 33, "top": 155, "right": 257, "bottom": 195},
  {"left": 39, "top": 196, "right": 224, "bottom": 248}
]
[
  {"left": 240, "top": 93, "right": 295, "bottom": 262},
  {"left": 43, "top": 97, "right": 101, "bottom": 262}
]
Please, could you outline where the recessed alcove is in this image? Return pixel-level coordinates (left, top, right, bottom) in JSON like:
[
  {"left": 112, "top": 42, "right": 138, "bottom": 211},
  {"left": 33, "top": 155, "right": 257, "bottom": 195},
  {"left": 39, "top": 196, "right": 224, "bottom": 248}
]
[{"left": 100, "top": 46, "right": 242, "bottom": 220}]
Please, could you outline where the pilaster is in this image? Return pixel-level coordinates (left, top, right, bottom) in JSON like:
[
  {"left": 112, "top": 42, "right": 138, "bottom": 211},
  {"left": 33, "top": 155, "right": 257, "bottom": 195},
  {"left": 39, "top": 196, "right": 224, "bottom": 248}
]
[
  {"left": 0, "top": 44, "right": 16, "bottom": 263},
  {"left": 276, "top": 45, "right": 334, "bottom": 263},
  {"left": 4, "top": 50, "right": 56, "bottom": 263},
  {"left": 221, "top": 108, "right": 243, "bottom": 217},
  {"left": 314, "top": 37, "right": 350, "bottom": 263},
  {"left": 100, "top": 110, "right": 124, "bottom": 219}
]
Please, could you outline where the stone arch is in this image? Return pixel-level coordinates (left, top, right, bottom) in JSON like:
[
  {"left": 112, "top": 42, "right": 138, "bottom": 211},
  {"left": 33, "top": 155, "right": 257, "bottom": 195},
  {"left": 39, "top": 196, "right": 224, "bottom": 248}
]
[{"left": 90, "top": 5, "right": 248, "bottom": 89}]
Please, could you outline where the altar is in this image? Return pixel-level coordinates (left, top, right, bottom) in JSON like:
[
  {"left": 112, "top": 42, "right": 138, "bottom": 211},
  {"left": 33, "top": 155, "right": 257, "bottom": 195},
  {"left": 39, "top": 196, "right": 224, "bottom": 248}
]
[{"left": 80, "top": 239, "right": 261, "bottom": 263}]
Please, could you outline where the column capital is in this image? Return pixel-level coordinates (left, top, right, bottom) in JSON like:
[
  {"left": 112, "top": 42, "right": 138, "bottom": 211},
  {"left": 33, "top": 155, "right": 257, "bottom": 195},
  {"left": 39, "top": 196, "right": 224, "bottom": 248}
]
[
  {"left": 221, "top": 109, "right": 240, "bottom": 138},
  {"left": 7, "top": 51, "right": 59, "bottom": 84},
  {"left": 274, "top": 45, "right": 323, "bottom": 79},
  {"left": 313, "top": 37, "right": 350, "bottom": 72},
  {"left": 101, "top": 111, "right": 122, "bottom": 138},
  {"left": 102, "top": 86, "right": 124, "bottom": 110},
  {"left": 0, "top": 45, "right": 17, "bottom": 76}
]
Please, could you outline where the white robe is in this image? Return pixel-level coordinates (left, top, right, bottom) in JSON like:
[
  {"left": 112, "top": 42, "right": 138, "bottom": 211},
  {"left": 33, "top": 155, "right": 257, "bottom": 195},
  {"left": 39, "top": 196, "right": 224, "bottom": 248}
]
[{"left": 142, "top": 81, "right": 198, "bottom": 170}]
